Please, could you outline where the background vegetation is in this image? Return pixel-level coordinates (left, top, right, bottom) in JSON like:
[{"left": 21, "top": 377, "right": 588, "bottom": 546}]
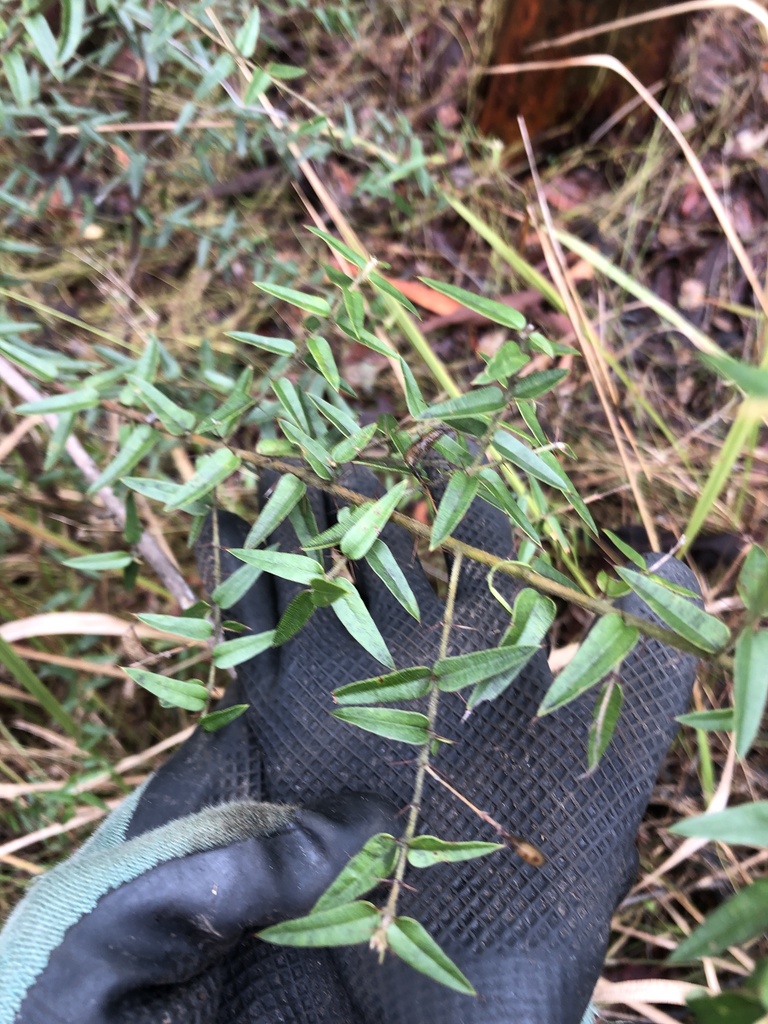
[{"left": 0, "top": 1, "right": 767, "bottom": 1020}]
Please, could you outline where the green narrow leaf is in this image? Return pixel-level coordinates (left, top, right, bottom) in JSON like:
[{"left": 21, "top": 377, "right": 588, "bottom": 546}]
[
  {"left": 369, "top": 273, "right": 420, "bottom": 316},
  {"left": 0, "top": 636, "right": 80, "bottom": 740},
  {"left": 492, "top": 429, "right": 568, "bottom": 490},
  {"left": 0, "top": 339, "right": 57, "bottom": 381},
  {"left": 308, "top": 393, "right": 361, "bottom": 436},
  {"left": 307, "top": 226, "right": 367, "bottom": 270},
  {"left": 15, "top": 386, "right": 100, "bottom": 415},
  {"left": 24, "top": 14, "right": 60, "bottom": 77},
  {"left": 502, "top": 588, "right": 556, "bottom": 648},
  {"left": 737, "top": 546, "right": 768, "bottom": 617},
  {"left": 313, "top": 834, "right": 398, "bottom": 912},
  {"left": 341, "top": 481, "right": 409, "bottom": 561},
  {"left": 677, "top": 709, "right": 734, "bottom": 731},
  {"left": 388, "top": 917, "right": 476, "bottom": 996},
  {"left": 668, "top": 880, "right": 768, "bottom": 962},
  {"left": 244, "top": 68, "right": 272, "bottom": 103},
  {"left": 333, "top": 667, "right": 432, "bottom": 705},
  {"left": 58, "top": 0, "right": 85, "bottom": 63},
  {"left": 418, "top": 277, "right": 527, "bottom": 331},
  {"left": 3, "top": 52, "right": 33, "bottom": 107},
  {"left": 309, "top": 577, "right": 348, "bottom": 607},
  {"left": 332, "top": 580, "right": 395, "bottom": 668},
  {"left": 245, "top": 476, "right": 307, "bottom": 549},
  {"left": 331, "top": 707, "right": 429, "bottom": 744},
  {"left": 406, "top": 836, "right": 503, "bottom": 868},
  {"left": 225, "top": 331, "right": 296, "bottom": 357},
  {"left": 419, "top": 387, "right": 505, "bottom": 422},
  {"left": 266, "top": 63, "right": 306, "bottom": 80},
  {"left": 704, "top": 352, "right": 768, "bottom": 398},
  {"left": 364, "top": 539, "right": 421, "bottom": 620},
  {"left": 212, "top": 630, "right": 276, "bottom": 669},
  {"left": 126, "top": 376, "right": 196, "bottom": 435},
  {"left": 259, "top": 901, "right": 380, "bottom": 947},
  {"left": 476, "top": 468, "right": 539, "bottom": 544},
  {"left": 399, "top": 357, "right": 427, "bottom": 417},
  {"left": 137, "top": 614, "right": 213, "bottom": 641},
  {"left": 734, "top": 629, "right": 768, "bottom": 758},
  {"left": 194, "top": 52, "right": 235, "bottom": 100},
  {"left": 123, "top": 492, "right": 142, "bottom": 545},
  {"left": 669, "top": 802, "right": 768, "bottom": 847},
  {"left": 687, "top": 992, "right": 766, "bottom": 1024},
  {"left": 602, "top": 528, "right": 647, "bottom": 568},
  {"left": 228, "top": 549, "right": 323, "bottom": 585},
  {"left": 467, "top": 649, "right": 539, "bottom": 708},
  {"left": 164, "top": 449, "right": 241, "bottom": 511},
  {"left": 235, "top": 7, "right": 261, "bottom": 57},
  {"left": 123, "top": 668, "right": 208, "bottom": 712},
  {"left": 616, "top": 567, "right": 730, "bottom": 653},
  {"left": 62, "top": 551, "right": 134, "bottom": 571},
  {"left": 344, "top": 288, "right": 365, "bottom": 334},
  {"left": 510, "top": 368, "right": 569, "bottom": 399},
  {"left": 538, "top": 614, "right": 639, "bottom": 715},
  {"left": 587, "top": 679, "right": 623, "bottom": 768},
  {"left": 123, "top": 477, "right": 208, "bottom": 515},
  {"left": 532, "top": 556, "right": 583, "bottom": 592},
  {"left": 211, "top": 562, "right": 264, "bottom": 609},
  {"left": 280, "top": 420, "right": 334, "bottom": 479},
  {"left": 307, "top": 335, "right": 340, "bottom": 391},
  {"left": 195, "top": 368, "right": 254, "bottom": 437},
  {"left": 330, "top": 423, "right": 379, "bottom": 464},
  {"left": 201, "top": 704, "right": 249, "bottom": 733},
  {"left": 473, "top": 341, "right": 528, "bottom": 385},
  {"left": 429, "top": 471, "right": 478, "bottom": 550},
  {"left": 254, "top": 281, "right": 331, "bottom": 317},
  {"left": 87, "top": 424, "right": 159, "bottom": 494},
  {"left": 44, "top": 411, "right": 75, "bottom": 471},
  {"left": 435, "top": 645, "right": 537, "bottom": 694},
  {"left": 273, "top": 378, "right": 311, "bottom": 433},
  {"left": 274, "top": 592, "right": 316, "bottom": 644}
]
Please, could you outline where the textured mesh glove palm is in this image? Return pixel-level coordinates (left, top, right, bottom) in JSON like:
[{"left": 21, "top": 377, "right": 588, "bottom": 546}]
[{"left": 1, "top": 467, "right": 700, "bottom": 1024}]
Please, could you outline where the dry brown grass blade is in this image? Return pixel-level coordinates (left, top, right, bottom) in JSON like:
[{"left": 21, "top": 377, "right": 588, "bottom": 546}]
[
  {"left": 593, "top": 975, "right": 706, "bottom": 1012},
  {"left": 0, "top": 803, "right": 120, "bottom": 859},
  {"left": 518, "top": 118, "right": 661, "bottom": 549},
  {"left": 0, "top": 726, "right": 194, "bottom": 804},
  {"left": 486, "top": 55, "right": 768, "bottom": 321},
  {"left": 632, "top": 737, "right": 737, "bottom": 894},
  {"left": 0, "top": 612, "right": 207, "bottom": 646},
  {"left": 0, "top": 415, "right": 43, "bottom": 462},
  {"left": 524, "top": 0, "right": 768, "bottom": 53}
]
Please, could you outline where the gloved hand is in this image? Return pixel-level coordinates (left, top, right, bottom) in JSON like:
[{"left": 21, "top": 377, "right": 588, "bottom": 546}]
[{"left": 0, "top": 465, "right": 700, "bottom": 1024}]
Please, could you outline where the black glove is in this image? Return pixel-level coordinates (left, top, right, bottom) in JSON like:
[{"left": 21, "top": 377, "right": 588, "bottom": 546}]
[
  {"left": 1, "top": 466, "right": 700, "bottom": 1024},
  {"left": 0, "top": 790, "right": 397, "bottom": 1024}
]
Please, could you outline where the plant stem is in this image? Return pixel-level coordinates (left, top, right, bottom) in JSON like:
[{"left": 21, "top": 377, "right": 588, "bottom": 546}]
[
  {"left": 374, "top": 552, "right": 463, "bottom": 951},
  {"left": 65, "top": 399, "right": 733, "bottom": 666}
]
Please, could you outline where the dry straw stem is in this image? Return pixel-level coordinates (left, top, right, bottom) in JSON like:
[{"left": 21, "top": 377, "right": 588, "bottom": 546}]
[
  {"left": 523, "top": 0, "right": 768, "bottom": 53},
  {"left": 516, "top": 117, "right": 661, "bottom": 550},
  {"left": 484, "top": 53, "right": 768, "bottom": 322}
]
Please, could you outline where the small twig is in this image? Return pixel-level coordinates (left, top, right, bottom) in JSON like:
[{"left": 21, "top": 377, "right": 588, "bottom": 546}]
[{"left": 423, "top": 764, "right": 544, "bottom": 866}]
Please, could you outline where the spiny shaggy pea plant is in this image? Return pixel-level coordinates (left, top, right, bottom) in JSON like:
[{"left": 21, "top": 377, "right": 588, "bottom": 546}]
[
  {"left": 1, "top": 0, "right": 767, "bottom": 1018},
  {"left": 4, "top": 236, "right": 768, "bottom": 1004}
]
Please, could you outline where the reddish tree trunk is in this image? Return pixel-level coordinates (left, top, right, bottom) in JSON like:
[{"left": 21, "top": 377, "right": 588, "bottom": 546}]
[{"left": 479, "top": 1, "right": 688, "bottom": 147}]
